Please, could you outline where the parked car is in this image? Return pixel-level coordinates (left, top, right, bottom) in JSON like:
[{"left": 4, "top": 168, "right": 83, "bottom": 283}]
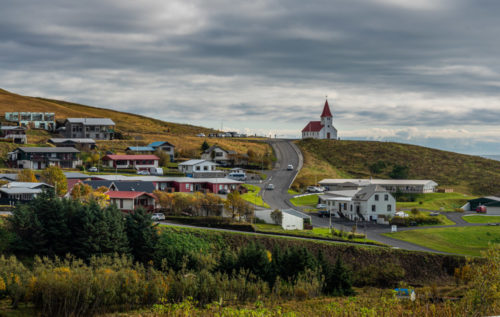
[
  {"left": 429, "top": 212, "right": 439, "bottom": 216},
  {"left": 196, "top": 133, "right": 205, "bottom": 137},
  {"left": 287, "top": 164, "right": 293, "bottom": 170},
  {"left": 137, "top": 170, "right": 150, "bottom": 175},
  {"left": 266, "top": 184, "right": 275, "bottom": 190},
  {"left": 228, "top": 172, "right": 247, "bottom": 181},
  {"left": 307, "top": 186, "right": 325, "bottom": 193},
  {"left": 218, "top": 188, "right": 229, "bottom": 195},
  {"left": 316, "top": 203, "right": 327, "bottom": 209},
  {"left": 88, "top": 166, "right": 98, "bottom": 172},
  {"left": 317, "top": 209, "right": 329, "bottom": 217},
  {"left": 476, "top": 206, "right": 487, "bottom": 213},
  {"left": 151, "top": 213, "right": 165, "bottom": 221}
]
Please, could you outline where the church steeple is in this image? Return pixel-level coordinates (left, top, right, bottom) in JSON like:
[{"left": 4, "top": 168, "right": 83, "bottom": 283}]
[{"left": 321, "top": 100, "right": 332, "bottom": 117}]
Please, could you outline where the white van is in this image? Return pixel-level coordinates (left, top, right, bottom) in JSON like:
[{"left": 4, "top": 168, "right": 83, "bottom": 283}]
[
  {"left": 149, "top": 167, "right": 164, "bottom": 175},
  {"left": 228, "top": 172, "right": 247, "bottom": 181}
]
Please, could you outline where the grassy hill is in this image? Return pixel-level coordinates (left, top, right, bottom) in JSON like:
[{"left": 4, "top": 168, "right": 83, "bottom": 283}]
[
  {"left": 0, "top": 88, "right": 271, "bottom": 160},
  {"left": 295, "top": 139, "right": 500, "bottom": 195}
]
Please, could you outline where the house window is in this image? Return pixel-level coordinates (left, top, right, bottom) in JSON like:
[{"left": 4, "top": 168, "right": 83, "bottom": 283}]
[
  {"left": 387, "top": 205, "right": 392, "bottom": 212},
  {"left": 371, "top": 205, "right": 376, "bottom": 212},
  {"left": 350, "top": 205, "right": 353, "bottom": 211},
  {"left": 196, "top": 166, "right": 201, "bottom": 171},
  {"left": 120, "top": 199, "right": 123, "bottom": 209},
  {"left": 384, "top": 194, "right": 389, "bottom": 201},
  {"left": 203, "top": 166, "right": 208, "bottom": 171},
  {"left": 374, "top": 194, "right": 379, "bottom": 201}
]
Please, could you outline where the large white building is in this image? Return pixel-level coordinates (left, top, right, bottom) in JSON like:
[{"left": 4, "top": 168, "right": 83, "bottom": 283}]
[
  {"left": 318, "top": 178, "right": 438, "bottom": 194},
  {"left": 302, "top": 100, "right": 338, "bottom": 140}
]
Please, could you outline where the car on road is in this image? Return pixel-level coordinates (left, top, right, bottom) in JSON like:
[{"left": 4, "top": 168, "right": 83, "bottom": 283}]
[
  {"left": 137, "top": 170, "right": 150, "bottom": 175},
  {"left": 151, "top": 213, "right": 165, "bottom": 221},
  {"left": 88, "top": 167, "right": 98, "bottom": 172},
  {"left": 287, "top": 164, "right": 293, "bottom": 170},
  {"left": 266, "top": 184, "right": 275, "bottom": 190},
  {"left": 429, "top": 212, "right": 439, "bottom": 216}
]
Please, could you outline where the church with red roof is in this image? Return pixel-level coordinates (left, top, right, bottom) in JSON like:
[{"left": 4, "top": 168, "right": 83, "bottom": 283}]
[{"left": 302, "top": 100, "right": 338, "bottom": 140}]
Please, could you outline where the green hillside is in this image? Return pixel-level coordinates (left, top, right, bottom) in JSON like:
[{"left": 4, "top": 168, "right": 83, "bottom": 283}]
[{"left": 296, "top": 139, "right": 500, "bottom": 195}]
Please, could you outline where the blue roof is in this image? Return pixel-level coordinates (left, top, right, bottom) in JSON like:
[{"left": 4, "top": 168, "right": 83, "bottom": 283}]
[
  {"left": 148, "top": 141, "right": 174, "bottom": 148},
  {"left": 126, "top": 146, "right": 155, "bottom": 151}
]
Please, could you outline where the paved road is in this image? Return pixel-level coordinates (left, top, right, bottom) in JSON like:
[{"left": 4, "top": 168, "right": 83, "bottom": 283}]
[{"left": 260, "top": 139, "right": 303, "bottom": 209}]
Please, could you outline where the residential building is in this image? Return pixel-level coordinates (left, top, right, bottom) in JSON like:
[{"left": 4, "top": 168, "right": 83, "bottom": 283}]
[
  {"left": 178, "top": 159, "right": 223, "bottom": 178},
  {"left": 5, "top": 112, "right": 55, "bottom": 131},
  {"left": 83, "top": 180, "right": 156, "bottom": 193},
  {"left": 318, "top": 178, "right": 438, "bottom": 194},
  {"left": 0, "top": 182, "right": 52, "bottom": 205},
  {"left": 0, "top": 126, "right": 27, "bottom": 144},
  {"left": 107, "top": 191, "right": 157, "bottom": 212},
  {"left": 126, "top": 146, "right": 155, "bottom": 154},
  {"left": 302, "top": 100, "right": 338, "bottom": 140},
  {"left": 63, "top": 118, "right": 115, "bottom": 140},
  {"left": 0, "top": 174, "right": 19, "bottom": 182},
  {"left": 149, "top": 141, "right": 175, "bottom": 162},
  {"left": 48, "top": 138, "right": 96, "bottom": 150},
  {"left": 101, "top": 154, "right": 159, "bottom": 171},
  {"left": 201, "top": 145, "right": 246, "bottom": 166},
  {"left": 8, "top": 147, "right": 81, "bottom": 169},
  {"left": 254, "top": 208, "right": 311, "bottom": 230},
  {"left": 349, "top": 185, "right": 396, "bottom": 221}
]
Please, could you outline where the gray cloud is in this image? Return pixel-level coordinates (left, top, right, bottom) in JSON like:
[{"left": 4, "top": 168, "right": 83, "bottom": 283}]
[{"left": 2, "top": 0, "right": 500, "bottom": 153}]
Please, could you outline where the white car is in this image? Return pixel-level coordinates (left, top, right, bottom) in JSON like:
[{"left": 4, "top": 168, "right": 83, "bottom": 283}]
[
  {"left": 196, "top": 133, "right": 206, "bottom": 137},
  {"left": 287, "top": 164, "right": 294, "bottom": 170},
  {"left": 88, "top": 167, "right": 98, "bottom": 172},
  {"left": 151, "top": 213, "right": 165, "bottom": 221},
  {"left": 316, "top": 203, "right": 327, "bottom": 209},
  {"left": 266, "top": 183, "right": 275, "bottom": 190},
  {"left": 137, "top": 170, "right": 150, "bottom": 175}
]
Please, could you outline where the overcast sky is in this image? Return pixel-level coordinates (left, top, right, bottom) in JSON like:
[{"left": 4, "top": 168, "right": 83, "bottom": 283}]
[{"left": 2, "top": 0, "right": 500, "bottom": 154}]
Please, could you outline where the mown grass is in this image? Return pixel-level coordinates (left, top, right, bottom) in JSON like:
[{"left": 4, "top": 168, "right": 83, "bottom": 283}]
[
  {"left": 463, "top": 215, "right": 500, "bottom": 224},
  {"left": 290, "top": 194, "right": 320, "bottom": 206},
  {"left": 396, "top": 192, "right": 476, "bottom": 212},
  {"left": 418, "top": 211, "right": 455, "bottom": 226},
  {"left": 384, "top": 226, "right": 500, "bottom": 256},
  {"left": 241, "top": 184, "right": 270, "bottom": 208},
  {"left": 296, "top": 138, "right": 500, "bottom": 195}
]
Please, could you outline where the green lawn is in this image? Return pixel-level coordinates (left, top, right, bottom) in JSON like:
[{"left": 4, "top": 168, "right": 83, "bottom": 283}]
[
  {"left": 396, "top": 192, "right": 476, "bottom": 212},
  {"left": 241, "top": 184, "right": 270, "bottom": 208},
  {"left": 418, "top": 211, "right": 455, "bottom": 226},
  {"left": 384, "top": 226, "right": 500, "bottom": 256},
  {"left": 290, "top": 194, "right": 319, "bottom": 206},
  {"left": 463, "top": 215, "right": 500, "bottom": 224},
  {"left": 287, "top": 189, "right": 300, "bottom": 195}
]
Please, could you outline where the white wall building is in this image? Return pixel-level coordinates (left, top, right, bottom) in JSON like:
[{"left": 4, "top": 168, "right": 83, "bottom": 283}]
[
  {"left": 319, "top": 178, "right": 438, "bottom": 194},
  {"left": 349, "top": 185, "right": 396, "bottom": 221},
  {"left": 178, "top": 159, "right": 218, "bottom": 176},
  {"left": 302, "top": 100, "right": 338, "bottom": 140}
]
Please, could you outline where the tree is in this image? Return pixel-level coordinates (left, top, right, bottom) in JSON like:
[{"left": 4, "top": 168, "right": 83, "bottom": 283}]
[
  {"left": 17, "top": 169, "right": 37, "bottom": 182},
  {"left": 224, "top": 191, "right": 251, "bottom": 220},
  {"left": 155, "top": 149, "right": 171, "bottom": 167},
  {"left": 125, "top": 207, "right": 159, "bottom": 263},
  {"left": 71, "top": 183, "right": 109, "bottom": 207},
  {"left": 369, "top": 160, "right": 386, "bottom": 174},
  {"left": 40, "top": 166, "right": 67, "bottom": 196},
  {"left": 389, "top": 164, "right": 409, "bottom": 179},
  {"left": 270, "top": 209, "right": 283, "bottom": 225},
  {"left": 321, "top": 256, "right": 354, "bottom": 296},
  {"left": 201, "top": 141, "right": 210, "bottom": 152}
]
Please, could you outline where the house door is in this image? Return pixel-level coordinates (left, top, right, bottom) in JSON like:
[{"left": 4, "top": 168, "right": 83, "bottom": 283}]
[
  {"left": 37, "top": 162, "right": 42, "bottom": 169},
  {"left": 327, "top": 132, "right": 331, "bottom": 139}
]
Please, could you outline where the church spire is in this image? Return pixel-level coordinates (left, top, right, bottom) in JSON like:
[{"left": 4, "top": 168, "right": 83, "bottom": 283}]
[{"left": 320, "top": 100, "right": 332, "bottom": 117}]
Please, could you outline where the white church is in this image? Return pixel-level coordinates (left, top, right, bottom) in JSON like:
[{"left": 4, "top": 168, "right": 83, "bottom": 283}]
[{"left": 302, "top": 100, "right": 338, "bottom": 139}]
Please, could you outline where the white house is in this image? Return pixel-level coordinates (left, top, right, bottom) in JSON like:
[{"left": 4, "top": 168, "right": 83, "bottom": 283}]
[
  {"left": 349, "top": 185, "right": 396, "bottom": 222},
  {"left": 178, "top": 159, "right": 218, "bottom": 176},
  {"left": 302, "top": 100, "right": 338, "bottom": 140},
  {"left": 0, "top": 182, "right": 53, "bottom": 205},
  {"left": 254, "top": 208, "right": 311, "bottom": 230}
]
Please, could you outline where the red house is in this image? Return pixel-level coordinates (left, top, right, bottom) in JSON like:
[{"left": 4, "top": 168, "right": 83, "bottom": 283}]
[{"left": 101, "top": 154, "right": 159, "bottom": 171}]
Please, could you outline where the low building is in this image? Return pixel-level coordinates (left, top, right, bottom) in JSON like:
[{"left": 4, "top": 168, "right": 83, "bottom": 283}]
[
  {"left": 5, "top": 112, "right": 55, "bottom": 131},
  {"left": 48, "top": 138, "right": 96, "bottom": 150},
  {"left": 149, "top": 141, "right": 175, "bottom": 162},
  {"left": 349, "top": 185, "right": 396, "bottom": 221},
  {"left": 465, "top": 196, "right": 500, "bottom": 215},
  {"left": 63, "top": 118, "right": 115, "bottom": 140},
  {"left": 107, "top": 191, "right": 157, "bottom": 212},
  {"left": 0, "top": 126, "right": 27, "bottom": 144},
  {"left": 281, "top": 209, "right": 311, "bottom": 230},
  {"left": 0, "top": 174, "right": 19, "bottom": 182},
  {"left": 0, "top": 182, "right": 53, "bottom": 205},
  {"left": 318, "top": 178, "right": 438, "bottom": 194},
  {"left": 201, "top": 145, "right": 241, "bottom": 166},
  {"left": 178, "top": 159, "right": 222, "bottom": 177},
  {"left": 126, "top": 146, "right": 155, "bottom": 154},
  {"left": 302, "top": 100, "right": 338, "bottom": 140},
  {"left": 8, "top": 147, "right": 81, "bottom": 169},
  {"left": 101, "top": 154, "right": 159, "bottom": 171},
  {"left": 83, "top": 180, "right": 156, "bottom": 193}
]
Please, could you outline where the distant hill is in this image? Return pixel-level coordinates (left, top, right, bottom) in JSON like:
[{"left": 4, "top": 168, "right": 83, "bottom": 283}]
[
  {"left": 0, "top": 88, "right": 271, "bottom": 161},
  {"left": 296, "top": 139, "right": 500, "bottom": 195},
  {"left": 482, "top": 155, "right": 500, "bottom": 161}
]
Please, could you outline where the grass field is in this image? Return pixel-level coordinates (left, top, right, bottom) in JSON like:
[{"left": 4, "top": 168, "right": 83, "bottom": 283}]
[
  {"left": 463, "top": 215, "right": 500, "bottom": 223},
  {"left": 384, "top": 226, "right": 500, "bottom": 256},
  {"left": 418, "top": 211, "right": 456, "bottom": 226},
  {"left": 241, "top": 184, "right": 270, "bottom": 208},
  {"left": 290, "top": 194, "right": 320, "bottom": 206},
  {"left": 296, "top": 138, "right": 500, "bottom": 195},
  {"left": 396, "top": 192, "right": 476, "bottom": 212}
]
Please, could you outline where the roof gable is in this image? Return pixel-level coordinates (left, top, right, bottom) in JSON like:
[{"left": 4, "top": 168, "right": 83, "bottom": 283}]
[
  {"left": 149, "top": 141, "right": 175, "bottom": 148},
  {"left": 321, "top": 100, "right": 333, "bottom": 117}
]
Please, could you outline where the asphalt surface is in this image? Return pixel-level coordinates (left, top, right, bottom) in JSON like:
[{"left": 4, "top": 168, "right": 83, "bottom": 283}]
[{"left": 260, "top": 139, "right": 302, "bottom": 209}]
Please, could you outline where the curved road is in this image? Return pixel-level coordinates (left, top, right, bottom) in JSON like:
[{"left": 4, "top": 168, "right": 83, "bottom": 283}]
[{"left": 257, "top": 139, "right": 489, "bottom": 254}]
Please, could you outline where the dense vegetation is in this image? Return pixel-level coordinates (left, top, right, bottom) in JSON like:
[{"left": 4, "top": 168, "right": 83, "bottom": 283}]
[{"left": 296, "top": 139, "right": 500, "bottom": 195}]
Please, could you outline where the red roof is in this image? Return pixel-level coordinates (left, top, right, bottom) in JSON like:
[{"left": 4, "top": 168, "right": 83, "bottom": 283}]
[
  {"left": 106, "top": 191, "right": 156, "bottom": 199},
  {"left": 67, "top": 179, "right": 82, "bottom": 193},
  {"left": 102, "top": 155, "right": 159, "bottom": 161},
  {"left": 302, "top": 121, "right": 322, "bottom": 132},
  {"left": 321, "top": 100, "right": 332, "bottom": 117}
]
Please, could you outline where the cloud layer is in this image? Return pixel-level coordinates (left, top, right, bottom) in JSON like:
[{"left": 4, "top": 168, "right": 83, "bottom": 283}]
[{"left": 1, "top": 0, "right": 500, "bottom": 154}]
